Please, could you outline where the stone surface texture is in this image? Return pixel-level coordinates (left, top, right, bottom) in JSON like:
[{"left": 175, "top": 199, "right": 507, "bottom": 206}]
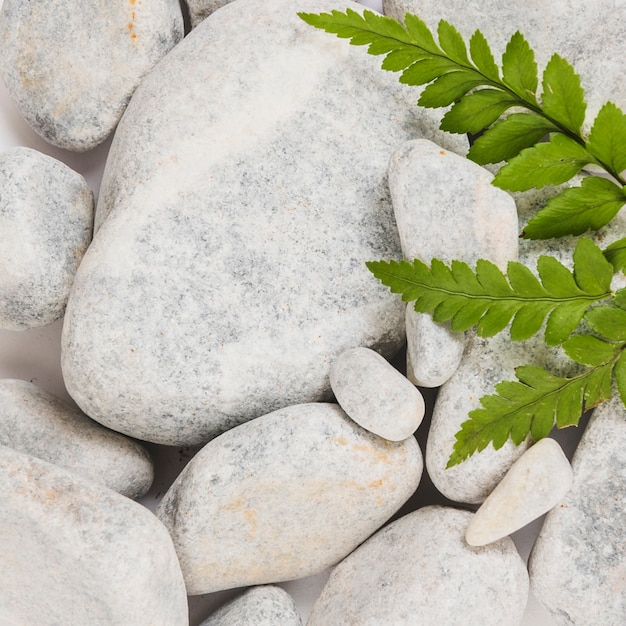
[
  {"left": 529, "top": 395, "right": 626, "bottom": 625},
  {"left": 185, "top": 0, "right": 233, "bottom": 28},
  {"left": 382, "top": 0, "right": 623, "bottom": 129},
  {"left": 0, "top": 379, "right": 153, "bottom": 499},
  {"left": 61, "top": 0, "right": 467, "bottom": 446},
  {"left": 0, "top": 446, "right": 188, "bottom": 625},
  {"left": 0, "top": 147, "right": 93, "bottom": 330},
  {"left": 329, "top": 346, "right": 424, "bottom": 441},
  {"left": 388, "top": 139, "right": 518, "bottom": 388},
  {"left": 0, "top": 0, "right": 183, "bottom": 151},
  {"left": 156, "top": 403, "right": 423, "bottom": 595},
  {"left": 199, "top": 586, "right": 302, "bottom": 626},
  {"left": 465, "top": 437, "right": 573, "bottom": 546},
  {"left": 308, "top": 505, "right": 528, "bottom": 625}
]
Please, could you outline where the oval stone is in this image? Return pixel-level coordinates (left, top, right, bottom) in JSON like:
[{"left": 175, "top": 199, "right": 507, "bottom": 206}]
[
  {"left": 156, "top": 403, "right": 423, "bottom": 595},
  {"left": 0, "top": 378, "right": 153, "bottom": 499},
  {"left": 61, "top": 0, "right": 466, "bottom": 445}
]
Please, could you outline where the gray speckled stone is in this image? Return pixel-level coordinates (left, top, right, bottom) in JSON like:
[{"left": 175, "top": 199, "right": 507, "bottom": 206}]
[
  {"left": 329, "top": 346, "right": 424, "bottom": 441},
  {"left": 0, "top": 0, "right": 183, "bottom": 151},
  {"left": 382, "top": 0, "right": 623, "bottom": 129},
  {"left": 61, "top": 0, "right": 467, "bottom": 446},
  {"left": 529, "top": 395, "right": 626, "bottom": 625},
  {"left": 0, "top": 446, "right": 188, "bottom": 625},
  {"left": 465, "top": 438, "right": 573, "bottom": 546},
  {"left": 0, "top": 378, "right": 153, "bottom": 499},
  {"left": 308, "top": 505, "right": 528, "bottom": 626},
  {"left": 156, "top": 403, "right": 423, "bottom": 595},
  {"left": 200, "top": 586, "right": 302, "bottom": 626},
  {"left": 389, "top": 139, "right": 518, "bottom": 388},
  {"left": 0, "top": 147, "right": 93, "bottom": 330},
  {"left": 185, "top": 0, "right": 232, "bottom": 28},
  {"left": 427, "top": 331, "right": 579, "bottom": 504}
]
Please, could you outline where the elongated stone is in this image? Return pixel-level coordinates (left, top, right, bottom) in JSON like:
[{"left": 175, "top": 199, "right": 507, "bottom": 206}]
[
  {"left": 0, "top": 379, "right": 153, "bottom": 499},
  {"left": 465, "top": 437, "right": 573, "bottom": 546},
  {"left": 308, "top": 505, "right": 528, "bottom": 625},
  {"left": 157, "top": 403, "right": 422, "bottom": 595},
  {"left": 0, "top": 446, "right": 188, "bottom": 625}
]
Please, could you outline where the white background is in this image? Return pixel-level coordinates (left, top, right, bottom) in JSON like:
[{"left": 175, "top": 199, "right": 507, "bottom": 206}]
[{"left": 0, "top": 0, "right": 581, "bottom": 622}]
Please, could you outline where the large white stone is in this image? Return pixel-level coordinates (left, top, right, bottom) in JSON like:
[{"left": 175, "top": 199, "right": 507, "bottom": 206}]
[
  {"left": 308, "top": 505, "right": 528, "bottom": 625},
  {"left": 465, "top": 437, "right": 573, "bottom": 546},
  {"left": 156, "top": 403, "right": 423, "bottom": 595},
  {"left": 0, "top": 0, "right": 183, "bottom": 150},
  {"left": 0, "top": 446, "right": 188, "bottom": 625},
  {"left": 61, "top": 0, "right": 467, "bottom": 446},
  {"left": 0, "top": 379, "right": 153, "bottom": 499},
  {"left": 529, "top": 395, "right": 626, "bottom": 625},
  {"left": 0, "top": 147, "right": 93, "bottom": 330}
]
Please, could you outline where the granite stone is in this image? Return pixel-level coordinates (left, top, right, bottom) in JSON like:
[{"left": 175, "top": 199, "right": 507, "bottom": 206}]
[
  {"left": 308, "top": 505, "right": 528, "bottom": 625},
  {"left": 329, "top": 346, "right": 424, "bottom": 441},
  {"left": 529, "top": 395, "right": 626, "bottom": 625},
  {"left": 0, "top": 147, "right": 93, "bottom": 330},
  {"left": 0, "top": 379, "right": 153, "bottom": 499},
  {"left": 388, "top": 139, "right": 518, "bottom": 388},
  {"left": 0, "top": 446, "right": 188, "bottom": 625},
  {"left": 61, "top": 0, "right": 467, "bottom": 446},
  {"left": 156, "top": 403, "right": 423, "bottom": 595},
  {"left": 0, "top": 0, "right": 183, "bottom": 151},
  {"left": 465, "top": 437, "right": 573, "bottom": 546},
  {"left": 199, "top": 586, "right": 302, "bottom": 626},
  {"left": 382, "top": 0, "right": 623, "bottom": 129}
]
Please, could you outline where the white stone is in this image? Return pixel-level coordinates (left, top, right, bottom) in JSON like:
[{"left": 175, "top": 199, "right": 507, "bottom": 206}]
[
  {"left": 61, "top": 0, "right": 467, "bottom": 446},
  {"left": 0, "top": 446, "right": 188, "bottom": 625},
  {"left": 0, "top": 0, "right": 183, "bottom": 151},
  {"left": 199, "top": 586, "right": 302, "bottom": 626},
  {"left": 0, "top": 379, "right": 153, "bottom": 499},
  {"left": 185, "top": 0, "right": 232, "bottom": 28},
  {"left": 465, "top": 437, "right": 573, "bottom": 546},
  {"left": 308, "top": 505, "right": 528, "bottom": 625},
  {"left": 330, "top": 346, "right": 424, "bottom": 441},
  {"left": 0, "top": 147, "right": 93, "bottom": 330},
  {"left": 382, "top": 0, "right": 623, "bottom": 130},
  {"left": 529, "top": 395, "right": 626, "bottom": 625},
  {"left": 156, "top": 403, "right": 423, "bottom": 595}
]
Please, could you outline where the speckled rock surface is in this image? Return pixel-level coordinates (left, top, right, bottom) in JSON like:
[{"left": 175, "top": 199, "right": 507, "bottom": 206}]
[
  {"left": 0, "top": 0, "right": 183, "bottom": 151},
  {"left": 185, "top": 0, "right": 232, "bottom": 28},
  {"left": 389, "top": 139, "right": 518, "bottom": 388},
  {"left": 61, "top": 0, "right": 467, "bottom": 446},
  {"left": 329, "top": 347, "right": 424, "bottom": 441},
  {"left": 0, "top": 446, "right": 188, "bottom": 625},
  {"left": 308, "top": 505, "right": 528, "bottom": 625},
  {"left": 529, "top": 395, "right": 626, "bottom": 625},
  {"left": 199, "top": 586, "right": 302, "bottom": 626},
  {"left": 0, "top": 147, "right": 93, "bottom": 330},
  {"left": 465, "top": 438, "right": 573, "bottom": 546},
  {"left": 0, "top": 379, "right": 153, "bottom": 499},
  {"left": 427, "top": 331, "right": 578, "bottom": 504},
  {"left": 156, "top": 403, "right": 423, "bottom": 595},
  {"left": 382, "top": 0, "right": 623, "bottom": 129}
]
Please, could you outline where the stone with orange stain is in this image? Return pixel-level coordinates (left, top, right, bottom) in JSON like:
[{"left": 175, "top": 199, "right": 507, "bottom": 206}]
[
  {"left": 0, "top": 446, "right": 187, "bottom": 625},
  {"left": 156, "top": 402, "right": 422, "bottom": 595}
]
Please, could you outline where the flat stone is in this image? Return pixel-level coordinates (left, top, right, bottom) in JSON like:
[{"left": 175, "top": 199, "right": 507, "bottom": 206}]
[
  {"left": 308, "top": 505, "right": 528, "bottom": 625},
  {"left": 388, "top": 139, "right": 518, "bottom": 388},
  {"left": 156, "top": 402, "right": 422, "bottom": 595},
  {"left": 0, "top": 379, "right": 153, "bottom": 499},
  {"left": 529, "top": 394, "right": 626, "bottom": 625},
  {"left": 0, "top": 0, "right": 183, "bottom": 150},
  {"left": 329, "top": 346, "right": 424, "bottom": 441},
  {"left": 465, "top": 437, "right": 573, "bottom": 546},
  {"left": 426, "top": 331, "right": 578, "bottom": 504},
  {"left": 61, "top": 0, "right": 467, "bottom": 446},
  {"left": 0, "top": 147, "right": 93, "bottom": 330},
  {"left": 0, "top": 446, "right": 188, "bottom": 625},
  {"left": 200, "top": 586, "right": 302, "bottom": 626},
  {"left": 382, "top": 0, "right": 623, "bottom": 128}
]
